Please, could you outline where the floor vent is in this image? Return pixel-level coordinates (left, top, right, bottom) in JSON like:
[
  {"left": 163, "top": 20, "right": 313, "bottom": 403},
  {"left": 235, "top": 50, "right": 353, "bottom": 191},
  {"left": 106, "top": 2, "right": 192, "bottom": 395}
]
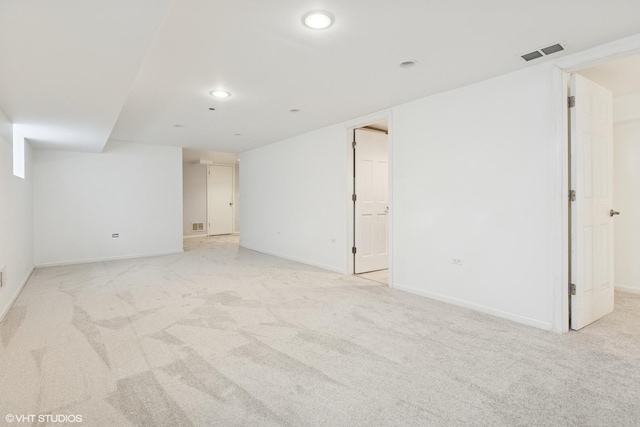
[
  {"left": 521, "top": 43, "right": 565, "bottom": 62},
  {"left": 192, "top": 222, "right": 204, "bottom": 231}
]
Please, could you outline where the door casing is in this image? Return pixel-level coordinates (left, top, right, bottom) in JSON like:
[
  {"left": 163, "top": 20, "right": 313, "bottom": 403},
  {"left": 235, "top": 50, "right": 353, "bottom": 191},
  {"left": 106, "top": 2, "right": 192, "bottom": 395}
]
[{"left": 555, "top": 36, "right": 640, "bottom": 333}]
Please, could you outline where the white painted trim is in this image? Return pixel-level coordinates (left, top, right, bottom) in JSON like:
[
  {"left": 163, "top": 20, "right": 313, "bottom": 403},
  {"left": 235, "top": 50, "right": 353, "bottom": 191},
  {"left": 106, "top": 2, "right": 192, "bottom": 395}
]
[
  {"left": 555, "top": 33, "right": 640, "bottom": 72},
  {"left": 345, "top": 109, "right": 394, "bottom": 284},
  {"left": 393, "top": 283, "right": 553, "bottom": 331},
  {"left": 35, "top": 250, "right": 184, "bottom": 268},
  {"left": 0, "top": 266, "right": 34, "bottom": 324},
  {"left": 240, "top": 244, "right": 345, "bottom": 274},
  {"left": 553, "top": 34, "right": 640, "bottom": 334},
  {"left": 552, "top": 66, "right": 570, "bottom": 334},
  {"left": 183, "top": 234, "right": 206, "bottom": 239},
  {"left": 615, "top": 285, "right": 640, "bottom": 295}
]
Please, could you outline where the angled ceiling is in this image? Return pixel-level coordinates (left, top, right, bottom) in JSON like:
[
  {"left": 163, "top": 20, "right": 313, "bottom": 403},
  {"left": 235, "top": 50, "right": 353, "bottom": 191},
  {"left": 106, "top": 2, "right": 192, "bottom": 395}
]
[
  {"left": 0, "top": 0, "right": 172, "bottom": 152},
  {"left": 3, "top": 1, "right": 640, "bottom": 153}
]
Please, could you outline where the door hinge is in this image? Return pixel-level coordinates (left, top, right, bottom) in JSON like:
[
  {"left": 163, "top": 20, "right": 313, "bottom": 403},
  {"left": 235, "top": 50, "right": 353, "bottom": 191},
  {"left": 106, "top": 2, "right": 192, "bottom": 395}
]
[
  {"left": 569, "top": 283, "right": 576, "bottom": 295},
  {"left": 352, "top": 194, "right": 357, "bottom": 202},
  {"left": 352, "top": 247, "right": 357, "bottom": 254},
  {"left": 568, "top": 96, "right": 575, "bottom": 108},
  {"left": 569, "top": 190, "right": 576, "bottom": 201},
  {"left": 352, "top": 140, "right": 357, "bottom": 149}
]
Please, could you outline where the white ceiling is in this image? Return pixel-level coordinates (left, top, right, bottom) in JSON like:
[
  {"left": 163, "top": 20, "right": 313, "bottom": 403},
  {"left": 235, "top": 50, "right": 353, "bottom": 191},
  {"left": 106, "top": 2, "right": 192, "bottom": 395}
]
[
  {"left": 0, "top": 0, "right": 172, "bottom": 152},
  {"left": 3, "top": 1, "right": 640, "bottom": 153},
  {"left": 578, "top": 54, "right": 640, "bottom": 96}
]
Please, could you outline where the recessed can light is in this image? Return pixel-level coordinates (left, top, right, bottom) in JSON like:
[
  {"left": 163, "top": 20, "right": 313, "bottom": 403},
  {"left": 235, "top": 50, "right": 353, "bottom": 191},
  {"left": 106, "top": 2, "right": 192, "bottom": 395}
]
[
  {"left": 289, "top": 108, "right": 300, "bottom": 113},
  {"left": 399, "top": 60, "right": 418, "bottom": 68},
  {"left": 302, "top": 11, "right": 334, "bottom": 30},
  {"left": 234, "top": 133, "right": 243, "bottom": 136},
  {"left": 173, "top": 124, "right": 186, "bottom": 128},
  {"left": 209, "top": 90, "right": 231, "bottom": 98}
]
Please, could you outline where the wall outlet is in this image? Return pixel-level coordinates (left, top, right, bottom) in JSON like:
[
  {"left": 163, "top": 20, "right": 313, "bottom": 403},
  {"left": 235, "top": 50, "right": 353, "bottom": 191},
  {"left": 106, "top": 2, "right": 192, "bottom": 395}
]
[
  {"left": 452, "top": 258, "right": 464, "bottom": 266},
  {"left": 0, "top": 266, "right": 6, "bottom": 288}
]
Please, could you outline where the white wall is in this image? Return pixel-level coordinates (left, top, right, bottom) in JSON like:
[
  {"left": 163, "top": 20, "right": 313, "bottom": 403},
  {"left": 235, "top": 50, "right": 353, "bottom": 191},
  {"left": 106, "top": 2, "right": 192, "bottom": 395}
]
[
  {"left": 183, "top": 164, "right": 207, "bottom": 237},
  {"left": 241, "top": 61, "right": 562, "bottom": 330},
  {"left": 0, "top": 110, "right": 34, "bottom": 321},
  {"left": 392, "top": 62, "right": 559, "bottom": 330},
  {"left": 614, "top": 92, "right": 640, "bottom": 122},
  {"left": 613, "top": 119, "right": 640, "bottom": 293},
  {"left": 34, "top": 141, "right": 183, "bottom": 266},
  {"left": 240, "top": 124, "right": 349, "bottom": 273}
]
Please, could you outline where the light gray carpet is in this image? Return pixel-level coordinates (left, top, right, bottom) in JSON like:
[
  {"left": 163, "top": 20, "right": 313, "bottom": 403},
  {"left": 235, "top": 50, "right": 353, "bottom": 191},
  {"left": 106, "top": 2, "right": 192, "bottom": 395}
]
[{"left": 1, "top": 235, "right": 639, "bottom": 426}]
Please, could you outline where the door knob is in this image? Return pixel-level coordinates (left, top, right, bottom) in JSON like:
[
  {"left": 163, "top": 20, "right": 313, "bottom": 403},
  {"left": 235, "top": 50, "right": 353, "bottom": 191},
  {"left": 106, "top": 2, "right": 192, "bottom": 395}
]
[
  {"left": 229, "top": 202, "right": 233, "bottom": 206},
  {"left": 610, "top": 209, "right": 620, "bottom": 217}
]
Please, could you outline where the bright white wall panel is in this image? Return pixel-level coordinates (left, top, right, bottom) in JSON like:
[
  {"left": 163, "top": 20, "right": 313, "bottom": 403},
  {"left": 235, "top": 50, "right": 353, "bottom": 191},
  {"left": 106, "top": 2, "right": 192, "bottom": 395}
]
[{"left": 34, "top": 141, "right": 183, "bottom": 266}]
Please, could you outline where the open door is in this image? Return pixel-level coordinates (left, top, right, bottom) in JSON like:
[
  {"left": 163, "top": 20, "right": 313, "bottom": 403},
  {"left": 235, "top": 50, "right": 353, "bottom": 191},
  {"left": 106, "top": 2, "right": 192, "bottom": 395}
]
[
  {"left": 570, "top": 73, "right": 615, "bottom": 330},
  {"left": 354, "top": 128, "right": 388, "bottom": 274}
]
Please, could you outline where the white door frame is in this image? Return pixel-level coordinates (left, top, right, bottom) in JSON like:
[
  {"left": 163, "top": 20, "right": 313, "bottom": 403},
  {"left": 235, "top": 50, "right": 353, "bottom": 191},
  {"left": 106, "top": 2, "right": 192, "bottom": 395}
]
[
  {"left": 345, "top": 110, "right": 394, "bottom": 285},
  {"left": 206, "top": 163, "right": 236, "bottom": 236},
  {"left": 553, "top": 34, "right": 640, "bottom": 333}
]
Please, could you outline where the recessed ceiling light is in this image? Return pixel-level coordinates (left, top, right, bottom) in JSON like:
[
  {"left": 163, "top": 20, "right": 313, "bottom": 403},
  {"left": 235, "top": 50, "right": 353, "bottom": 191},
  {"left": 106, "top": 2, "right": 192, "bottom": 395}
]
[
  {"left": 208, "top": 107, "right": 216, "bottom": 111},
  {"left": 302, "top": 11, "right": 334, "bottom": 30},
  {"left": 209, "top": 90, "right": 231, "bottom": 98},
  {"left": 289, "top": 108, "right": 300, "bottom": 113},
  {"left": 399, "top": 60, "right": 418, "bottom": 68},
  {"left": 234, "top": 133, "right": 243, "bottom": 136},
  {"left": 173, "top": 124, "right": 186, "bottom": 128}
]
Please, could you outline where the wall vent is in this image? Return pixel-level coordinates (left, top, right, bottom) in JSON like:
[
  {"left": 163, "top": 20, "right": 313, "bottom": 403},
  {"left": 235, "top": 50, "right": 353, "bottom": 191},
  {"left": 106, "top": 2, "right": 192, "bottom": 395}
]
[
  {"left": 192, "top": 222, "right": 204, "bottom": 231},
  {"left": 521, "top": 43, "right": 565, "bottom": 62}
]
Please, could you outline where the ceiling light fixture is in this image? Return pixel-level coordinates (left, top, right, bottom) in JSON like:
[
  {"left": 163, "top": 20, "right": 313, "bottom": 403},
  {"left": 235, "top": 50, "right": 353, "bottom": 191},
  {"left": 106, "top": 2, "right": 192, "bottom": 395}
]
[
  {"left": 302, "top": 11, "right": 334, "bottom": 30},
  {"left": 399, "top": 60, "right": 418, "bottom": 68},
  {"left": 289, "top": 108, "right": 300, "bottom": 113},
  {"left": 209, "top": 90, "right": 231, "bottom": 98}
]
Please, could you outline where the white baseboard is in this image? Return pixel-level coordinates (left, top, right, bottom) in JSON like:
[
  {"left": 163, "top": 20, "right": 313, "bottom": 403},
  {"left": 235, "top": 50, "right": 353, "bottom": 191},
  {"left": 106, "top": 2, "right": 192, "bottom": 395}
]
[
  {"left": 615, "top": 285, "right": 640, "bottom": 295},
  {"left": 240, "top": 244, "right": 345, "bottom": 274},
  {"left": 183, "top": 234, "right": 206, "bottom": 239},
  {"left": 35, "top": 250, "right": 184, "bottom": 268},
  {"left": 0, "top": 265, "right": 35, "bottom": 324},
  {"left": 393, "top": 283, "right": 553, "bottom": 331}
]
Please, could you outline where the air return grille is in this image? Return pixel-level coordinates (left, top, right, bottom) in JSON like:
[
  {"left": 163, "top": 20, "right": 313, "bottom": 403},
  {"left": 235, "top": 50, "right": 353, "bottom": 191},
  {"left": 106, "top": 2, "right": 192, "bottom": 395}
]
[
  {"left": 521, "top": 43, "right": 565, "bottom": 62},
  {"left": 192, "top": 223, "right": 204, "bottom": 231}
]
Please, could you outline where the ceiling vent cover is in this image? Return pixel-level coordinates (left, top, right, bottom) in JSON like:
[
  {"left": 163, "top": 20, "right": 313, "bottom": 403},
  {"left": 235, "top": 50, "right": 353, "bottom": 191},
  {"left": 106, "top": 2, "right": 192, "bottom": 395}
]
[
  {"left": 541, "top": 43, "right": 564, "bottom": 55},
  {"left": 521, "top": 43, "right": 565, "bottom": 62},
  {"left": 521, "top": 51, "right": 544, "bottom": 61}
]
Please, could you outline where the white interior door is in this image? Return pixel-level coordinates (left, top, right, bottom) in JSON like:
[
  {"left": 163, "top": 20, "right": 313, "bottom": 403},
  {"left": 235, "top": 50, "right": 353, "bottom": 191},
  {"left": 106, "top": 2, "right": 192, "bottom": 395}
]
[
  {"left": 570, "top": 73, "right": 614, "bottom": 330},
  {"left": 207, "top": 164, "right": 234, "bottom": 235},
  {"left": 354, "top": 128, "right": 388, "bottom": 274}
]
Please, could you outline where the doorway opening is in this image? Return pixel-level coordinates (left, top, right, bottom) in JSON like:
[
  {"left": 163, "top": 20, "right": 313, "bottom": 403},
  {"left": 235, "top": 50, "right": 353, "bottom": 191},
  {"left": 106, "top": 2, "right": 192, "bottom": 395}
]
[
  {"left": 351, "top": 120, "right": 390, "bottom": 285},
  {"left": 566, "top": 53, "right": 640, "bottom": 330},
  {"left": 181, "top": 149, "right": 239, "bottom": 240}
]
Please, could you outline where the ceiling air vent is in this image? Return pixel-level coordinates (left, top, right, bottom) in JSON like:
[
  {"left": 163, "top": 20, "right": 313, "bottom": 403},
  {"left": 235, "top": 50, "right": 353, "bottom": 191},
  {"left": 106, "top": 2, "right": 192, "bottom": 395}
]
[
  {"left": 521, "top": 43, "right": 565, "bottom": 62},
  {"left": 541, "top": 43, "right": 564, "bottom": 55},
  {"left": 521, "top": 51, "right": 544, "bottom": 62}
]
